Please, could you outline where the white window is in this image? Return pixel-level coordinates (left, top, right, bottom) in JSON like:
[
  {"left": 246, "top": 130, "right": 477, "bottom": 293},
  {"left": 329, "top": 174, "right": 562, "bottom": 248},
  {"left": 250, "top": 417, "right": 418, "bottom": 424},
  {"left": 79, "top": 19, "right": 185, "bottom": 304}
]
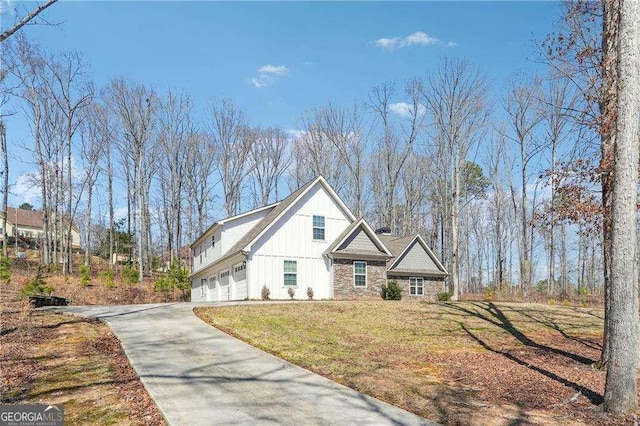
[
  {"left": 212, "top": 234, "right": 215, "bottom": 248},
  {"left": 284, "top": 260, "right": 297, "bottom": 286},
  {"left": 199, "top": 245, "right": 203, "bottom": 263},
  {"left": 410, "top": 277, "right": 424, "bottom": 296},
  {"left": 312, "top": 215, "right": 325, "bottom": 240},
  {"left": 354, "top": 261, "right": 367, "bottom": 287},
  {"left": 220, "top": 270, "right": 229, "bottom": 278},
  {"left": 201, "top": 278, "right": 207, "bottom": 297},
  {"left": 209, "top": 276, "right": 216, "bottom": 288},
  {"left": 234, "top": 262, "right": 246, "bottom": 273}
]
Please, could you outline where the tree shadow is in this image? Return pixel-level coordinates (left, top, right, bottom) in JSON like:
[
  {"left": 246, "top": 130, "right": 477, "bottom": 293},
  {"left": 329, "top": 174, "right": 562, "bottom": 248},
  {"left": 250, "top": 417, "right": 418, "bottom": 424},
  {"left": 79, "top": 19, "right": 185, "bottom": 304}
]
[
  {"left": 456, "top": 321, "right": 603, "bottom": 405},
  {"left": 442, "top": 302, "right": 597, "bottom": 365}
]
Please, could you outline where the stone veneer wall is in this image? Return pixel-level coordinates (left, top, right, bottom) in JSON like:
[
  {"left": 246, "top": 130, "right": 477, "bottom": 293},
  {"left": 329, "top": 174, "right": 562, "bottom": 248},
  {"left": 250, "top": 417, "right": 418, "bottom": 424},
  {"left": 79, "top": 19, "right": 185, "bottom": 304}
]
[
  {"left": 333, "top": 258, "right": 387, "bottom": 299},
  {"left": 387, "top": 275, "right": 446, "bottom": 301}
]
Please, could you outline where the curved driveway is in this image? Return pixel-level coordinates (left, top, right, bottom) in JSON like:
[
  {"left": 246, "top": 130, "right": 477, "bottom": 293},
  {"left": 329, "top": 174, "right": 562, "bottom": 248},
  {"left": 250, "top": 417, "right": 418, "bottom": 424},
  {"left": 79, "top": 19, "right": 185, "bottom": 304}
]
[{"left": 50, "top": 303, "right": 435, "bottom": 425}]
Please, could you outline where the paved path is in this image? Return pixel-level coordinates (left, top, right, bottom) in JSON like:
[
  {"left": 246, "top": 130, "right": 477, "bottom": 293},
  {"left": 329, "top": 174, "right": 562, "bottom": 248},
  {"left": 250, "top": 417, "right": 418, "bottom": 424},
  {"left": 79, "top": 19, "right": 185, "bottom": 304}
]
[{"left": 49, "top": 303, "right": 435, "bottom": 425}]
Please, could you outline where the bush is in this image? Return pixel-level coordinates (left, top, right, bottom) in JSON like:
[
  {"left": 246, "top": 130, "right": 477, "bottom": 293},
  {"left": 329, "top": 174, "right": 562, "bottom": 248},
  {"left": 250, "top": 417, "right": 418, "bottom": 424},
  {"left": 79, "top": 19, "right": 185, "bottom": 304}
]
[
  {"left": 21, "top": 266, "right": 54, "bottom": 296},
  {"left": 100, "top": 269, "right": 115, "bottom": 289},
  {"left": 437, "top": 291, "right": 452, "bottom": 302},
  {"left": 153, "top": 261, "right": 190, "bottom": 296},
  {"left": 484, "top": 286, "right": 495, "bottom": 301},
  {"left": 307, "top": 287, "right": 314, "bottom": 300},
  {"left": 122, "top": 265, "right": 139, "bottom": 285},
  {"left": 0, "top": 255, "right": 10, "bottom": 284},
  {"left": 261, "top": 285, "right": 270, "bottom": 300},
  {"left": 287, "top": 287, "right": 295, "bottom": 300},
  {"left": 381, "top": 280, "right": 402, "bottom": 300},
  {"left": 79, "top": 265, "right": 92, "bottom": 286}
]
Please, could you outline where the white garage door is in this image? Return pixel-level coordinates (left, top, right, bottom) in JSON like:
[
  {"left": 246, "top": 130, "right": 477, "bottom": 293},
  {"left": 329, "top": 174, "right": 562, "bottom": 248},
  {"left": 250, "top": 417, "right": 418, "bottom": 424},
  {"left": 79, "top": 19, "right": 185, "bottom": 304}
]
[
  {"left": 234, "top": 263, "right": 247, "bottom": 300},
  {"left": 219, "top": 270, "right": 230, "bottom": 301},
  {"left": 208, "top": 276, "right": 217, "bottom": 301}
]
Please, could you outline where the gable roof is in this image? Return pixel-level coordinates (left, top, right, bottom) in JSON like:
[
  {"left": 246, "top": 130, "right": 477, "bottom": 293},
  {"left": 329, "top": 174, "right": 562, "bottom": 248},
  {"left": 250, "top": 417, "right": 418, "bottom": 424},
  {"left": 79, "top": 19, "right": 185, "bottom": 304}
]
[
  {"left": 379, "top": 233, "right": 448, "bottom": 276},
  {"left": 203, "top": 176, "right": 356, "bottom": 270},
  {"left": 191, "top": 202, "right": 279, "bottom": 248},
  {"left": 323, "top": 217, "right": 392, "bottom": 259}
]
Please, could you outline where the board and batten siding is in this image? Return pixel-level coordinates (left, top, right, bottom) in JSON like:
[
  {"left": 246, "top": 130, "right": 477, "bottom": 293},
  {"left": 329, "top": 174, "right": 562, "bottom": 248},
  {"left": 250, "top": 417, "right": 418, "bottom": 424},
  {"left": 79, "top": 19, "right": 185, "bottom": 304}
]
[
  {"left": 394, "top": 240, "right": 439, "bottom": 271},
  {"left": 248, "top": 184, "right": 352, "bottom": 300}
]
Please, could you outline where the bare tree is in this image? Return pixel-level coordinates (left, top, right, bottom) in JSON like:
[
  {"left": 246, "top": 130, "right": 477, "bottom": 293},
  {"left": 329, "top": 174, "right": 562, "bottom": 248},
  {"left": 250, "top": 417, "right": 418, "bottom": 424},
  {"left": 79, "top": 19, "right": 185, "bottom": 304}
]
[
  {"left": 209, "top": 98, "right": 252, "bottom": 216},
  {"left": 248, "top": 127, "right": 291, "bottom": 207},
  {"left": 502, "top": 76, "right": 543, "bottom": 294},
  {"left": 0, "top": 0, "right": 58, "bottom": 43},
  {"left": 48, "top": 50, "right": 93, "bottom": 274},
  {"left": 603, "top": 0, "right": 639, "bottom": 414},
  {"left": 369, "top": 79, "right": 424, "bottom": 231},
  {"left": 156, "top": 90, "right": 193, "bottom": 263},
  {"left": 184, "top": 132, "right": 217, "bottom": 239},
  {"left": 423, "top": 58, "right": 490, "bottom": 300},
  {"left": 104, "top": 78, "right": 156, "bottom": 281}
]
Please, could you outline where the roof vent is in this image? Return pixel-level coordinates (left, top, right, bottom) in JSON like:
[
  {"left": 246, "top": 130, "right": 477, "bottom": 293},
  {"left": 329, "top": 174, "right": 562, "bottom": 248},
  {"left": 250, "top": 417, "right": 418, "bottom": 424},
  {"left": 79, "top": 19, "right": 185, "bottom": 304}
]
[{"left": 375, "top": 226, "right": 392, "bottom": 235}]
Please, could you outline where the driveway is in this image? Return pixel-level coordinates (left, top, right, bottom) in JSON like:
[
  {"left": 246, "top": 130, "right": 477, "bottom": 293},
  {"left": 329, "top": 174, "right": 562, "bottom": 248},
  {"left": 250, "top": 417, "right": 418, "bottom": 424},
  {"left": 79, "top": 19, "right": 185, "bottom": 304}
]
[{"left": 49, "top": 303, "right": 435, "bottom": 425}]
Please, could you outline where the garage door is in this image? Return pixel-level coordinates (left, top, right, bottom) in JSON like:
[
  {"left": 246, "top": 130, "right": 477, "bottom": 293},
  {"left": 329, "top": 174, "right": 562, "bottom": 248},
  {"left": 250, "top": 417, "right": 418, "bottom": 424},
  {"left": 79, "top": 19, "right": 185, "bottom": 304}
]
[
  {"left": 208, "top": 276, "right": 217, "bottom": 301},
  {"left": 234, "top": 263, "right": 247, "bottom": 300},
  {"left": 219, "top": 270, "right": 230, "bottom": 301}
]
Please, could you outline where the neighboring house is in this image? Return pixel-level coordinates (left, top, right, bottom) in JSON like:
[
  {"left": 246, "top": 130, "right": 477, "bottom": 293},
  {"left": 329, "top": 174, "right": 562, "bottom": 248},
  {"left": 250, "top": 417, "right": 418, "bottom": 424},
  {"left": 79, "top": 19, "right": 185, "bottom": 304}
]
[
  {"left": 0, "top": 207, "right": 81, "bottom": 249},
  {"left": 190, "top": 176, "right": 448, "bottom": 301}
]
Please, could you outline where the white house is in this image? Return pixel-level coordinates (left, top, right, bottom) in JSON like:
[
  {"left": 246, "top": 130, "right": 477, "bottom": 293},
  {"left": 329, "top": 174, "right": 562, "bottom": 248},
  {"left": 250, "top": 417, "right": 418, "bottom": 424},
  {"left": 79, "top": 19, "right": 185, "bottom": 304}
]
[{"left": 190, "top": 176, "right": 448, "bottom": 301}]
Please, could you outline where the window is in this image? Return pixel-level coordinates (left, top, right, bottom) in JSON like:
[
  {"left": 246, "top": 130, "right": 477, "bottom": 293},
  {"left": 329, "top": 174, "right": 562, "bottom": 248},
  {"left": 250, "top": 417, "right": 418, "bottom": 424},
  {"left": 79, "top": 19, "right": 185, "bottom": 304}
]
[
  {"left": 211, "top": 235, "right": 216, "bottom": 249},
  {"left": 201, "top": 278, "right": 207, "bottom": 297},
  {"left": 234, "top": 262, "right": 246, "bottom": 273},
  {"left": 284, "top": 260, "right": 297, "bottom": 286},
  {"left": 312, "top": 215, "right": 325, "bottom": 240},
  {"left": 354, "top": 261, "right": 367, "bottom": 287},
  {"left": 409, "top": 277, "right": 424, "bottom": 296},
  {"left": 209, "top": 276, "right": 216, "bottom": 288},
  {"left": 220, "top": 270, "right": 229, "bottom": 278},
  {"left": 199, "top": 246, "right": 202, "bottom": 263}
]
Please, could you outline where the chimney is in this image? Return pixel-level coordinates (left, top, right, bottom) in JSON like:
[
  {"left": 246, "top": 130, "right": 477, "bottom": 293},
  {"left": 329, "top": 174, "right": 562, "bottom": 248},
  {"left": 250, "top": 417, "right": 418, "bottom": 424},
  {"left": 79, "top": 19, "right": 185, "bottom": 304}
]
[{"left": 375, "top": 226, "right": 392, "bottom": 235}]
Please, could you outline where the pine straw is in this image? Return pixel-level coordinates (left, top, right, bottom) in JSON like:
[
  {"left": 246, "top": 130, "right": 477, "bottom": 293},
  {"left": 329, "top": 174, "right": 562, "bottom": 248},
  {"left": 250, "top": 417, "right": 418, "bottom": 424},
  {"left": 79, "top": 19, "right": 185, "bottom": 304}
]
[
  {"left": 196, "top": 301, "right": 637, "bottom": 426},
  {"left": 1, "top": 273, "right": 166, "bottom": 425}
]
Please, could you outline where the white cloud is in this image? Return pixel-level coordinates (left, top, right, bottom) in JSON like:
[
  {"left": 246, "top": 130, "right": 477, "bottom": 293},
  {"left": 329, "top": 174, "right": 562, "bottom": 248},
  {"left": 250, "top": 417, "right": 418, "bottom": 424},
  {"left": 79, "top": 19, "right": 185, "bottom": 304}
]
[
  {"left": 389, "top": 102, "right": 427, "bottom": 118},
  {"left": 372, "top": 31, "right": 456, "bottom": 51},
  {"left": 251, "top": 64, "right": 290, "bottom": 88},
  {"left": 13, "top": 173, "right": 41, "bottom": 206},
  {"left": 285, "top": 129, "right": 306, "bottom": 139}
]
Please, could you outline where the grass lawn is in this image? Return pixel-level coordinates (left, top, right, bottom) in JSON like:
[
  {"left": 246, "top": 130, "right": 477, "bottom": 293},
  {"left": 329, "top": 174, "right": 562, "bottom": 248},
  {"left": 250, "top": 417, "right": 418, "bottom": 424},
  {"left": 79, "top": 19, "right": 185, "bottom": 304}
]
[{"left": 195, "top": 301, "right": 632, "bottom": 426}]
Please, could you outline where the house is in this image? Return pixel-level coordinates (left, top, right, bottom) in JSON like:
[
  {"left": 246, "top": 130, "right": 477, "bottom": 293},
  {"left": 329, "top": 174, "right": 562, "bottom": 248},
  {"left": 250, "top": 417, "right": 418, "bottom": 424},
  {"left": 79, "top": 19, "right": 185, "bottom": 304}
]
[
  {"left": 190, "top": 176, "right": 448, "bottom": 301},
  {"left": 0, "top": 207, "right": 81, "bottom": 249}
]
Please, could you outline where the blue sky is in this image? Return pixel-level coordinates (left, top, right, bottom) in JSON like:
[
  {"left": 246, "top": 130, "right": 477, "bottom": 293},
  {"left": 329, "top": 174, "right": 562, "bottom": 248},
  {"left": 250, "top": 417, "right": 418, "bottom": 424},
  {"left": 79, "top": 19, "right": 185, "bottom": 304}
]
[{"left": 3, "top": 0, "right": 562, "bottom": 207}]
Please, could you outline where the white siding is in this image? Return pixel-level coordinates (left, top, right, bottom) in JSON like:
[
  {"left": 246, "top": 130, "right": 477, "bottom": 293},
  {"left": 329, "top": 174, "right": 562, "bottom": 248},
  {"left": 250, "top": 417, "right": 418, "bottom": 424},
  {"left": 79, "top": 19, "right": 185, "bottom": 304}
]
[
  {"left": 248, "top": 184, "right": 351, "bottom": 300},
  {"left": 191, "top": 207, "right": 271, "bottom": 275}
]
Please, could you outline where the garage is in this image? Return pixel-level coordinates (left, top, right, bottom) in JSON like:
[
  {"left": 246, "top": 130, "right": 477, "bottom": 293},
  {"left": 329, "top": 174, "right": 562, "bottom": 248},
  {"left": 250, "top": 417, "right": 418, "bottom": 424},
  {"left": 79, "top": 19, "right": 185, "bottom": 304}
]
[
  {"left": 233, "top": 262, "right": 247, "bottom": 300},
  {"left": 219, "top": 270, "right": 230, "bottom": 301}
]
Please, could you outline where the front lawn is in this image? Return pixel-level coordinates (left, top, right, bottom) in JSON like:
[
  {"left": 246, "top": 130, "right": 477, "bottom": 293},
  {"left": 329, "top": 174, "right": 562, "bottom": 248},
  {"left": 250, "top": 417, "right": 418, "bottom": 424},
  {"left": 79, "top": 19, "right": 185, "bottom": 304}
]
[{"left": 195, "top": 301, "right": 630, "bottom": 425}]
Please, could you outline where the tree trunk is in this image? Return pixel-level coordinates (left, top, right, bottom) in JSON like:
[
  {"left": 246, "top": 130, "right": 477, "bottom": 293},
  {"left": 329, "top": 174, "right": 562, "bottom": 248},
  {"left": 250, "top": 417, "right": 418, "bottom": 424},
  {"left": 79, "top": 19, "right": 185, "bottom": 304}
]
[
  {"left": 603, "top": 0, "right": 640, "bottom": 413},
  {"left": 0, "top": 121, "right": 7, "bottom": 258}
]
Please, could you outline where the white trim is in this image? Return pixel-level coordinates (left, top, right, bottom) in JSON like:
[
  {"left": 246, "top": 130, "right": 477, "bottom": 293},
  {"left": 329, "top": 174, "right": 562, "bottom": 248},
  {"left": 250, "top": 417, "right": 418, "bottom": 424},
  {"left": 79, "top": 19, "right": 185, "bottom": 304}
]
[
  {"left": 243, "top": 176, "right": 356, "bottom": 252},
  {"left": 387, "top": 234, "right": 448, "bottom": 274},
  {"left": 327, "top": 218, "right": 393, "bottom": 257},
  {"left": 284, "top": 259, "right": 297, "bottom": 287},
  {"left": 353, "top": 261, "right": 367, "bottom": 287},
  {"left": 409, "top": 277, "right": 424, "bottom": 296}
]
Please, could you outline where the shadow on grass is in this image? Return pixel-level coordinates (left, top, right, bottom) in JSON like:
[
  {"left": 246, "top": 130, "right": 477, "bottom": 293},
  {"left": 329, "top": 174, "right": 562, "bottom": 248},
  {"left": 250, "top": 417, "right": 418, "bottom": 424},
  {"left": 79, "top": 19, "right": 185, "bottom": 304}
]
[{"left": 442, "top": 302, "right": 597, "bottom": 365}]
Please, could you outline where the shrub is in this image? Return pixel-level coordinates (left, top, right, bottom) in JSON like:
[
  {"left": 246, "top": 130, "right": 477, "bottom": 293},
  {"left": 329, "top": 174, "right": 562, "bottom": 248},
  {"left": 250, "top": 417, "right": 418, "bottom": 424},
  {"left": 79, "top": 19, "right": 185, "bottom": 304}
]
[
  {"left": 153, "top": 261, "right": 190, "bottom": 297},
  {"left": 100, "top": 269, "right": 115, "bottom": 289},
  {"left": 79, "top": 265, "right": 92, "bottom": 286},
  {"left": 437, "top": 291, "right": 452, "bottom": 302},
  {"left": 261, "top": 285, "right": 270, "bottom": 300},
  {"left": 122, "top": 265, "right": 139, "bottom": 285},
  {"left": 484, "top": 286, "right": 495, "bottom": 301},
  {"left": 381, "top": 280, "right": 402, "bottom": 300},
  {"left": 0, "top": 255, "right": 10, "bottom": 284},
  {"left": 287, "top": 287, "right": 295, "bottom": 300},
  {"left": 21, "top": 266, "right": 54, "bottom": 296},
  {"left": 307, "top": 287, "right": 314, "bottom": 300}
]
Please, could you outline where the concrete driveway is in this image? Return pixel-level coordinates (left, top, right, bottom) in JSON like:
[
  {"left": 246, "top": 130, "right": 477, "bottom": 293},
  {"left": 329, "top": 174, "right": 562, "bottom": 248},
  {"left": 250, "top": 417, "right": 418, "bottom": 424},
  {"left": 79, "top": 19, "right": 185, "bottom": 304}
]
[{"left": 49, "top": 302, "right": 435, "bottom": 425}]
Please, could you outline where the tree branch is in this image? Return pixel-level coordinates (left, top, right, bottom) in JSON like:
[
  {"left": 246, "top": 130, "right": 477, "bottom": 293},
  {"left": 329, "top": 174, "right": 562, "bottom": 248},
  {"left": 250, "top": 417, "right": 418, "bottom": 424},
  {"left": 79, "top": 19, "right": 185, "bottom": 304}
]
[{"left": 0, "top": 0, "right": 58, "bottom": 44}]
